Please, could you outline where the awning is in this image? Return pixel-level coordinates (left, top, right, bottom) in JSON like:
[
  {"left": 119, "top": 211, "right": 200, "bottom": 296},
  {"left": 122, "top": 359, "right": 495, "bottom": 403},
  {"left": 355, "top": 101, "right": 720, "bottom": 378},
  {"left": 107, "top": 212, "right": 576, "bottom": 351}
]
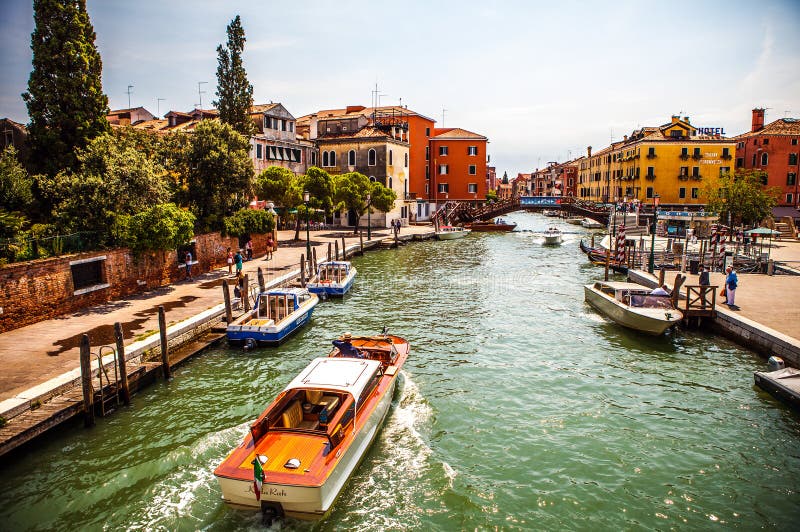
[
  {"left": 745, "top": 227, "right": 780, "bottom": 236},
  {"left": 772, "top": 206, "right": 800, "bottom": 219}
]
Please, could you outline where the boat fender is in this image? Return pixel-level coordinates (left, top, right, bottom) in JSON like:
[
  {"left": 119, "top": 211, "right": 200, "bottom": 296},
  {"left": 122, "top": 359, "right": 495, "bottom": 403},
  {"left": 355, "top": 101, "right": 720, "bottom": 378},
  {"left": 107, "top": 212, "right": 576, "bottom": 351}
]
[
  {"left": 768, "top": 356, "right": 785, "bottom": 371},
  {"left": 243, "top": 338, "right": 257, "bottom": 351}
]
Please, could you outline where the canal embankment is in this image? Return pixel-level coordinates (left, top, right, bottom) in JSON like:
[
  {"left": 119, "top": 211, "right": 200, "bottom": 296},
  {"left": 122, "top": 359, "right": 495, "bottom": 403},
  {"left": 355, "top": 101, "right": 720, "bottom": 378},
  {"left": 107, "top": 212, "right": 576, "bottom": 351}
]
[
  {"left": 628, "top": 268, "right": 800, "bottom": 367},
  {"left": 0, "top": 227, "right": 434, "bottom": 458}
]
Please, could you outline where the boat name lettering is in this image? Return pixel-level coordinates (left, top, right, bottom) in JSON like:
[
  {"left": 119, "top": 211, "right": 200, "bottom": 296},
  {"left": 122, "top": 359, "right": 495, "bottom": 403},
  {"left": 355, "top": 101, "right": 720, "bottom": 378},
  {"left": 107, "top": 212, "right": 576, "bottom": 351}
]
[{"left": 265, "top": 487, "right": 287, "bottom": 497}]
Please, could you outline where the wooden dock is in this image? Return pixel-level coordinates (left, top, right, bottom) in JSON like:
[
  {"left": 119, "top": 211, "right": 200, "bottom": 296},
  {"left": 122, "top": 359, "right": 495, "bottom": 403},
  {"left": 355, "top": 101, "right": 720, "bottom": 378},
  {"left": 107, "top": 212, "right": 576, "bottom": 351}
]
[{"left": 754, "top": 367, "right": 800, "bottom": 410}]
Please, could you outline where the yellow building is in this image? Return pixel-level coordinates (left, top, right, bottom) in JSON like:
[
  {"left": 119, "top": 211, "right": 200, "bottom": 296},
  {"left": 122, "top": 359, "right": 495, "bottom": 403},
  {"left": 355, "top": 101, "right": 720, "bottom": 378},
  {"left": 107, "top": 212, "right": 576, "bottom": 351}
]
[{"left": 578, "top": 116, "right": 736, "bottom": 207}]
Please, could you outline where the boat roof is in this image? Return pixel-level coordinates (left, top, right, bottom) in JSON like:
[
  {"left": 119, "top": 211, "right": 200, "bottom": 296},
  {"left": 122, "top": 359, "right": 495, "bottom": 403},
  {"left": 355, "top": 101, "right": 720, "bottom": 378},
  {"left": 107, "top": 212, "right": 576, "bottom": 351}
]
[
  {"left": 318, "top": 260, "right": 350, "bottom": 267},
  {"left": 594, "top": 281, "right": 651, "bottom": 291},
  {"left": 264, "top": 287, "right": 310, "bottom": 296},
  {"left": 284, "top": 357, "right": 381, "bottom": 399}
]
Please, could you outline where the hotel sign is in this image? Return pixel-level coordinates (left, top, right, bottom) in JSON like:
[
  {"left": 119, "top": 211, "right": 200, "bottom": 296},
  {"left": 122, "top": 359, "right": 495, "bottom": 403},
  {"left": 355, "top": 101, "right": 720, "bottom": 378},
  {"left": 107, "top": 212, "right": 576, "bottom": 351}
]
[{"left": 697, "top": 127, "right": 726, "bottom": 135}]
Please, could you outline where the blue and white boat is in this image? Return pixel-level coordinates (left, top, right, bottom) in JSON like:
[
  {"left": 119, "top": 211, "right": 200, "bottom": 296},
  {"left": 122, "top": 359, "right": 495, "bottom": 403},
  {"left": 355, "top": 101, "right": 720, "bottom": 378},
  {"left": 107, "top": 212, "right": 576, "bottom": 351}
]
[
  {"left": 227, "top": 287, "right": 319, "bottom": 347},
  {"left": 306, "top": 261, "right": 357, "bottom": 297}
]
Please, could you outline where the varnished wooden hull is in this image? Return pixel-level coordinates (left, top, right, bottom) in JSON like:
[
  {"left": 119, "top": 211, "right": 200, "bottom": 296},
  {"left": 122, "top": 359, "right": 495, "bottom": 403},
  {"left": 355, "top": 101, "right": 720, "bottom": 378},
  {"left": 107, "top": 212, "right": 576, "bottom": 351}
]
[{"left": 584, "top": 284, "right": 682, "bottom": 335}]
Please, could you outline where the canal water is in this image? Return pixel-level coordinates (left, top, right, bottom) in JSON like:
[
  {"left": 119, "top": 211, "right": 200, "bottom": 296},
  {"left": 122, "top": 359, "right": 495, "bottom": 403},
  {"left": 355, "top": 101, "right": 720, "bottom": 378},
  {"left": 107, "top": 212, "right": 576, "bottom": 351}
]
[{"left": 1, "top": 212, "right": 798, "bottom": 530}]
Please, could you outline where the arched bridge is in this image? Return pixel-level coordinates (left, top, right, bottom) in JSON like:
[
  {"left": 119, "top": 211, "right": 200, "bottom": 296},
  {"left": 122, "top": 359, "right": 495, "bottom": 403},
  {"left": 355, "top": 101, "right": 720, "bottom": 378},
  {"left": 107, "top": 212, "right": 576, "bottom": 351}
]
[{"left": 433, "top": 197, "right": 611, "bottom": 226}]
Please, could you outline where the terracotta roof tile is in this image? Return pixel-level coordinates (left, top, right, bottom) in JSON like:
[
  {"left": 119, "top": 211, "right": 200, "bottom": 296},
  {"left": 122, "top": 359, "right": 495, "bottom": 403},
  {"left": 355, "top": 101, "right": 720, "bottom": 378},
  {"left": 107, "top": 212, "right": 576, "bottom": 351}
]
[
  {"left": 431, "top": 127, "right": 487, "bottom": 140},
  {"left": 735, "top": 118, "right": 800, "bottom": 138}
]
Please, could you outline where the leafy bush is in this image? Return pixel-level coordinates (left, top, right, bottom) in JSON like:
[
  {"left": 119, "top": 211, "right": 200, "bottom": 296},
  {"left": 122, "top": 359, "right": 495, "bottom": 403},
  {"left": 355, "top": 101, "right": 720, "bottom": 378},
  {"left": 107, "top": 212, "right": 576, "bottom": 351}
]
[
  {"left": 223, "top": 208, "right": 275, "bottom": 237},
  {"left": 114, "top": 203, "right": 195, "bottom": 255}
]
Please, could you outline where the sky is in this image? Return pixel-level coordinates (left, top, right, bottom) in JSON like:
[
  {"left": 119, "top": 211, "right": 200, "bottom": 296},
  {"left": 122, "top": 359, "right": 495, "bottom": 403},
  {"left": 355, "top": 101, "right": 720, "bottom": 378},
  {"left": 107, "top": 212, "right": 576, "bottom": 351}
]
[{"left": 2, "top": 0, "right": 800, "bottom": 177}]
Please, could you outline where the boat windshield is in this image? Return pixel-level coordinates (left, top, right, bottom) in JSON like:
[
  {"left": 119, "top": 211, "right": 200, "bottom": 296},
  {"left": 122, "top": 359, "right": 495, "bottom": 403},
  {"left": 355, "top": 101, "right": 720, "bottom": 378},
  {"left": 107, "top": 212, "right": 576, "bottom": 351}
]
[{"left": 628, "top": 294, "right": 673, "bottom": 309}]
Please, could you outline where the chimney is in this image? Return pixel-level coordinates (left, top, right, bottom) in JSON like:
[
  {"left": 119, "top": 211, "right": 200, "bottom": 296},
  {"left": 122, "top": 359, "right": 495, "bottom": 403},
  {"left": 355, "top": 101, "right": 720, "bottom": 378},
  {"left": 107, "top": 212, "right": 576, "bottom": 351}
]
[
  {"left": 623, "top": 135, "right": 628, "bottom": 141},
  {"left": 587, "top": 146, "right": 592, "bottom": 158},
  {"left": 671, "top": 115, "right": 680, "bottom": 123},
  {"left": 684, "top": 116, "right": 690, "bottom": 123},
  {"left": 752, "top": 108, "right": 765, "bottom": 132}
]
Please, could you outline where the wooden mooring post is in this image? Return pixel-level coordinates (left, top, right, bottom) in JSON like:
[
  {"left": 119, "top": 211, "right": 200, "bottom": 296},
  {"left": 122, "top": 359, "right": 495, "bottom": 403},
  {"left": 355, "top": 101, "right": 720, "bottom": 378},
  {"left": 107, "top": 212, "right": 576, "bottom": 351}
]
[
  {"left": 114, "top": 322, "right": 130, "bottom": 406},
  {"left": 334, "top": 241, "right": 339, "bottom": 261},
  {"left": 257, "top": 267, "right": 266, "bottom": 292},
  {"left": 222, "top": 281, "right": 232, "bottom": 323},
  {"left": 341, "top": 236, "right": 347, "bottom": 260},
  {"left": 158, "top": 305, "right": 171, "bottom": 380},
  {"left": 242, "top": 274, "right": 251, "bottom": 312},
  {"left": 328, "top": 242, "right": 332, "bottom": 261},
  {"left": 80, "top": 334, "right": 95, "bottom": 427},
  {"left": 604, "top": 248, "right": 610, "bottom": 281},
  {"left": 312, "top": 247, "right": 318, "bottom": 273},
  {"left": 300, "top": 254, "right": 306, "bottom": 288},
  {"left": 359, "top": 231, "right": 364, "bottom": 255}
]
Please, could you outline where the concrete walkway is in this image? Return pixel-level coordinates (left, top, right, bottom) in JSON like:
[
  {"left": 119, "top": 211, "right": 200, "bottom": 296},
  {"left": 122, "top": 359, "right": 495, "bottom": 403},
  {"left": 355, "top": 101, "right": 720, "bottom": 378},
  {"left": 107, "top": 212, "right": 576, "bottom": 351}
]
[{"left": 0, "top": 226, "right": 432, "bottom": 403}]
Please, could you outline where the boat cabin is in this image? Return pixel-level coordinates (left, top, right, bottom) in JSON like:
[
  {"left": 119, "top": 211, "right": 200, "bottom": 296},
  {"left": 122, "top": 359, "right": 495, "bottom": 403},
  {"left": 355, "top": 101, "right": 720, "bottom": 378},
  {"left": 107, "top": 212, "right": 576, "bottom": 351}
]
[
  {"left": 593, "top": 282, "right": 674, "bottom": 309},
  {"left": 249, "top": 358, "right": 383, "bottom": 447},
  {"left": 316, "top": 261, "right": 351, "bottom": 284},
  {"left": 256, "top": 288, "right": 312, "bottom": 323},
  {"left": 330, "top": 335, "right": 401, "bottom": 369}
]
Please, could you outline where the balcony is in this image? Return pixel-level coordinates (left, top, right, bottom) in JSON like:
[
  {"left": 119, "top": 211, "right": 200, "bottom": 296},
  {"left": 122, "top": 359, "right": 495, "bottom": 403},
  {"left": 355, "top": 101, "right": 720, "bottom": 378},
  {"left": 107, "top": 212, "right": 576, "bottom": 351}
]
[
  {"left": 691, "top": 175, "right": 703, "bottom": 181},
  {"left": 721, "top": 153, "right": 732, "bottom": 160},
  {"left": 645, "top": 174, "right": 656, "bottom": 181},
  {"left": 404, "top": 192, "right": 417, "bottom": 201},
  {"left": 678, "top": 174, "right": 689, "bottom": 181},
  {"left": 679, "top": 153, "right": 690, "bottom": 160},
  {"left": 692, "top": 153, "right": 702, "bottom": 160},
  {"left": 646, "top": 153, "right": 657, "bottom": 159}
]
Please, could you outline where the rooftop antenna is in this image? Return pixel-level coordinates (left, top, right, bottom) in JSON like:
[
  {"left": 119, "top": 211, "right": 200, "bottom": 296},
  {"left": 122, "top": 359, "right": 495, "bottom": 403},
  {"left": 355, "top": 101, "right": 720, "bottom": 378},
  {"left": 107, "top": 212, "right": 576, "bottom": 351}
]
[
  {"left": 126, "top": 85, "right": 134, "bottom": 109},
  {"left": 157, "top": 98, "right": 165, "bottom": 117},
  {"left": 442, "top": 107, "right": 447, "bottom": 127},
  {"left": 197, "top": 81, "right": 208, "bottom": 111},
  {"left": 786, "top": 110, "right": 792, "bottom": 117}
]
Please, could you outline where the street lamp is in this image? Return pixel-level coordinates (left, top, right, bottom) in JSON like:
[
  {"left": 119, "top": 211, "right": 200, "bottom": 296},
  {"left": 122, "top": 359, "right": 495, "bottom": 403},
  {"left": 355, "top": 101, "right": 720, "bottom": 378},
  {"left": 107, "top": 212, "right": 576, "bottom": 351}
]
[
  {"left": 366, "top": 192, "right": 371, "bottom": 240},
  {"left": 648, "top": 193, "right": 660, "bottom": 274},
  {"left": 303, "top": 190, "right": 310, "bottom": 260}
]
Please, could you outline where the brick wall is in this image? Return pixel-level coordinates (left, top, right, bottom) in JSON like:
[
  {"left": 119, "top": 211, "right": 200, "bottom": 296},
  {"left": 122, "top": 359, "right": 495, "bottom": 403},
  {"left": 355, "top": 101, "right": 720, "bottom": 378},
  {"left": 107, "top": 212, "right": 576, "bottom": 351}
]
[{"left": 0, "top": 231, "right": 273, "bottom": 334}]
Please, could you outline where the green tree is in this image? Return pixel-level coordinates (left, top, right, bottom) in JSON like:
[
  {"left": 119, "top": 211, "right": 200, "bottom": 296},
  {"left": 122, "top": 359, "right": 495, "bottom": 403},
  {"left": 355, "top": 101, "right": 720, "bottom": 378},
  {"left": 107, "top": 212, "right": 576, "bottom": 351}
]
[
  {"left": 333, "top": 172, "right": 397, "bottom": 234},
  {"left": 485, "top": 190, "right": 498, "bottom": 203},
  {"left": 254, "top": 166, "right": 301, "bottom": 207},
  {"left": 223, "top": 208, "right": 275, "bottom": 238},
  {"left": 114, "top": 203, "right": 195, "bottom": 255},
  {"left": 704, "top": 170, "right": 778, "bottom": 227},
  {"left": 0, "top": 147, "right": 34, "bottom": 212},
  {"left": 214, "top": 15, "right": 255, "bottom": 137},
  {"left": 41, "top": 133, "right": 170, "bottom": 244},
  {"left": 184, "top": 119, "right": 254, "bottom": 232},
  {"left": 22, "top": 0, "right": 110, "bottom": 177}
]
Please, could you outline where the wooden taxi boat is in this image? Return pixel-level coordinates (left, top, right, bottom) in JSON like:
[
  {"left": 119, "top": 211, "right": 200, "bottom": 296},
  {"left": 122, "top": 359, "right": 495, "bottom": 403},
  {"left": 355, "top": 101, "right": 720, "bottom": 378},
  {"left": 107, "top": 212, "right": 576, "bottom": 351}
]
[
  {"left": 214, "top": 334, "right": 410, "bottom": 522},
  {"left": 584, "top": 281, "right": 682, "bottom": 335},
  {"left": 543, "top": 226, "right": 562, "bottom": 245},
  {"left": 306, "top": 261, "right": 356, "bottom": 297},
  {"left": 226, "top": 288, "right": 318, "bottom": 347},
  {"left": 467, "top": 218, "right": 517, "bottom": 232}
]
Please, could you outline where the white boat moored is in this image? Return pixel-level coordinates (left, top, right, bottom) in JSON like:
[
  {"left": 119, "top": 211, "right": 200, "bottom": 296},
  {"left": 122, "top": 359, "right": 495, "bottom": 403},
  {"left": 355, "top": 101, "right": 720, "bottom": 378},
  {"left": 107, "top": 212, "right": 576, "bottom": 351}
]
[{"left": 584, "top": 281, "right": 682, "bottom": 335}]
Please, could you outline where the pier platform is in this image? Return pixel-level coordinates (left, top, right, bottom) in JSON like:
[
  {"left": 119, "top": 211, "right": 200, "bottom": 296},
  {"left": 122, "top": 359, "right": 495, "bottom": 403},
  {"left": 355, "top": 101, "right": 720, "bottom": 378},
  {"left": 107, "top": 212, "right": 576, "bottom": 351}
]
[{"left": 754, "top": 367, "right": 800, "bottom": 410}]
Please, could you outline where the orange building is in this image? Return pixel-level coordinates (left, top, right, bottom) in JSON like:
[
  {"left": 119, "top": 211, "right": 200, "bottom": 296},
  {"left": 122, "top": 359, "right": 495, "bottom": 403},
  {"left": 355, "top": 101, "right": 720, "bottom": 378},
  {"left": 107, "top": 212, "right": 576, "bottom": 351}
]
[{"left": 428, "top": 128, "right": 488, "bottom": 206}]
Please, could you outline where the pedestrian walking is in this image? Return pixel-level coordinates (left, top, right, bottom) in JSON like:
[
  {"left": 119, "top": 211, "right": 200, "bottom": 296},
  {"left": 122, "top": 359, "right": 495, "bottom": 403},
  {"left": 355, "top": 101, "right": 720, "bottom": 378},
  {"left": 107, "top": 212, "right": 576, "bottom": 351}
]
[
  {"left": 234, "top": 250, "right": 243, "bottom": 274},
  {"left": 226, "top": 247, "right": 233, "bottom": 275},
  {"left": 725, "top": 266, "right": 738, "bottom": 307},
  {"left": 266, "top": 235, "right": 274, "bottom": 260},
  {"left": 246, "top": 239, "right": 253, "bottom": 261},
  {"left": 698, "top": 264, "right": 710, "bottom": 286},
  {"left": 184, "top": 250, "right": 194, "bottom": 281}
]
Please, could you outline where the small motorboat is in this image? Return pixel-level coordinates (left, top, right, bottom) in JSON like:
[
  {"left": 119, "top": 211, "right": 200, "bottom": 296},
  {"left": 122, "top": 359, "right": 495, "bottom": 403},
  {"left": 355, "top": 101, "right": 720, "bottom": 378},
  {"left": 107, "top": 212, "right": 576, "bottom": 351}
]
[
  {"left": 543, "top": 226, "right": 563, "bottom": 245},
  {"left": 226, "top": 287, "right": 319, "bottom": 347},
  {"left": 581, "top": 218, "right": 605, "bottom": 229},
  {"left": 306, "top": 261, "right": 356, "bottom": 297},
  {"left": 436, "top": 225, "right": 471, "bottom": 240},
  {"left": 468, "top": 218, "right": 517, "bottom": 232},
  {"left": 214, "top": 334, "right": 410, "bottom": 522},
  {"left": 583, "top": 281, "right": 683, "bottom": 335},
  {"left": 579, "top": 240, "right": 629, "bottom": 274},
  {"left": 542, "top": 210, "right": 559, "bottom": 217},
  {"left": 565, "top": 216, "right": 584, "bottom": 225}
]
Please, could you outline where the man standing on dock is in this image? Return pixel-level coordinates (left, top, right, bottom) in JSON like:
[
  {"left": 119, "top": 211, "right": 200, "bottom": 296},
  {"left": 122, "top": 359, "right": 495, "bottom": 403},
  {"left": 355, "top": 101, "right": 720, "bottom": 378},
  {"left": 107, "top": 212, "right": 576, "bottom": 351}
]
[{"left": 725, "top": 266, "right": 738, "bottom": 307}]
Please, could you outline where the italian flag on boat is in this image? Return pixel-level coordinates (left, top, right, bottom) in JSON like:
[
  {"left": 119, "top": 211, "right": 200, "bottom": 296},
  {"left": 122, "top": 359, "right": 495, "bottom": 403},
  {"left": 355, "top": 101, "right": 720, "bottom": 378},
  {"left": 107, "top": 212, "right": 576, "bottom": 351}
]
[{"left": 253, "top": 457, "right": 264, "bottom": 501}]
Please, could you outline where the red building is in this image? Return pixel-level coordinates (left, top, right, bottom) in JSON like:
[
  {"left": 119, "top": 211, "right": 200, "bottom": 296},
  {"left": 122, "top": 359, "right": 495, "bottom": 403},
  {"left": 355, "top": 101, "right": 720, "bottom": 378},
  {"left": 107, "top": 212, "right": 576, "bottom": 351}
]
[
  {"left": 734, "top": 108, "right": 800, "bottom": 209},
  {"left": 428, "top": 128, "right": 488, "bottom": 205}
]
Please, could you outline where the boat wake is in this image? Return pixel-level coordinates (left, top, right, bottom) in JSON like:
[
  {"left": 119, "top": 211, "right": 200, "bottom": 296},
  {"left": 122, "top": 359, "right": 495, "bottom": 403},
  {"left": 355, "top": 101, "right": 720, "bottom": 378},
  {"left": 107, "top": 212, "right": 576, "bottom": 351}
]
[
  {"left": 124, "top": 422, "right": 251, "bottom": 531},
  {"left": 332, "top": 371, "right": 455, "bottom": 529}
]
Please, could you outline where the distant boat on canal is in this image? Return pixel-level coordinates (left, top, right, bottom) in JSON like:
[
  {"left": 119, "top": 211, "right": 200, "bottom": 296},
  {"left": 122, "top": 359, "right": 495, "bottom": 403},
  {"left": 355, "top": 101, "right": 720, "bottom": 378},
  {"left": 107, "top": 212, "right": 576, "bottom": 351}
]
[
  {"left": 566, "top": 216, "right": 584, "bottom": 225},
  {"left": 306, "top": 261, "right": 356, "bottom": 297},
  {"left": 435, "top": 225, "right": 471, "bottom": 240},
  {"left": 226, "top": 287, "right": 319, "bottom": 347},
  {"left": 543, "top": 226, "right": 563, "bottom": 245},
  {"left": 581, "top": 218, "right": 605, "bottom": 229},
  {"left": 214, "top": 333, "right": 410, "bottom": 523},
  {"left": 584, "top": 281, "right": 682, "bottom": 335},
  {"left": 467, "top": 218, "right": 517, "bottom": 232}
]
